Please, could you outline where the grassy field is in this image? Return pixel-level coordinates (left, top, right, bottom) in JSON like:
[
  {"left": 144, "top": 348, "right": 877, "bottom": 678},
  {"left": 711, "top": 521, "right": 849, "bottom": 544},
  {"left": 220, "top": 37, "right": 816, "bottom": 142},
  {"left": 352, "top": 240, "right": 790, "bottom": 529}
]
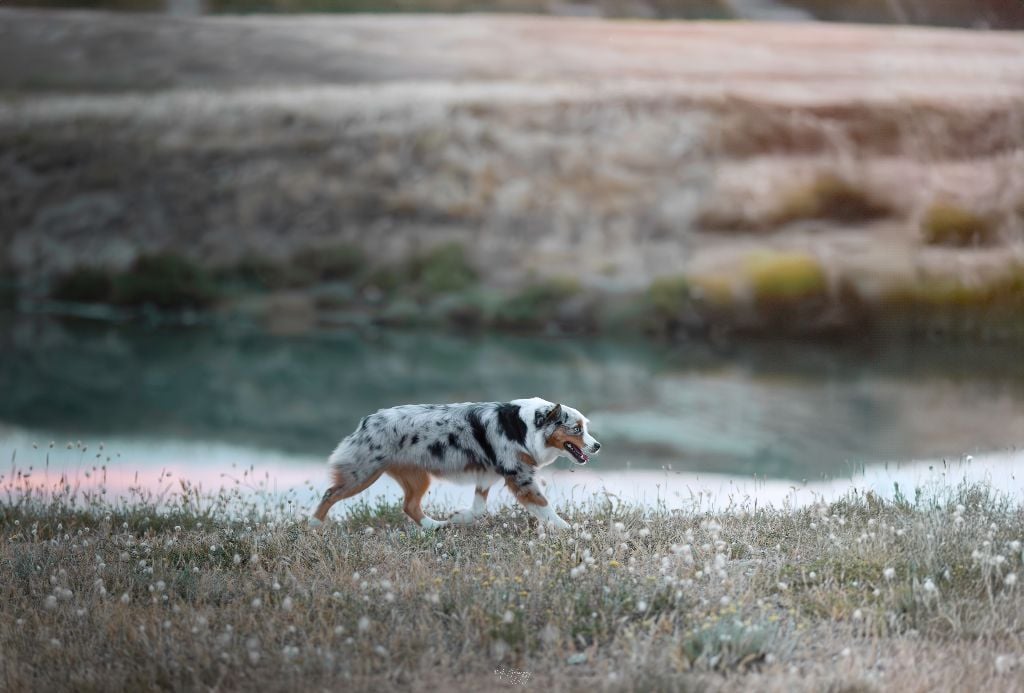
[{"left": 2, "top": 469, "right": 1023, "bottom": 691}]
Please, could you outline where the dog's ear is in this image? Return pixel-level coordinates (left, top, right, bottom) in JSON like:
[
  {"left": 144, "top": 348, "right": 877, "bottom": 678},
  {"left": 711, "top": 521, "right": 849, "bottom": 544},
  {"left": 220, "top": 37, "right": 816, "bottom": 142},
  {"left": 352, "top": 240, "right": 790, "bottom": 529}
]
[{"left": 535, "top": 403, "right": 563, "bottom": 428}]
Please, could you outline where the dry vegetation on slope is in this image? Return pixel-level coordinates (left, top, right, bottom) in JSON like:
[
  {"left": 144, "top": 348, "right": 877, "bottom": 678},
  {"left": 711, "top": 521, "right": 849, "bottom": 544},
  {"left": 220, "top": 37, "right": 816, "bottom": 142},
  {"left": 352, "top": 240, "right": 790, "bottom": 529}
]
[
  {"left": 2, "top": 469, "right": 1024, "bottom": 691},
  {"left": 2, "top": 12, "right": 1023, "bottom": 337}
]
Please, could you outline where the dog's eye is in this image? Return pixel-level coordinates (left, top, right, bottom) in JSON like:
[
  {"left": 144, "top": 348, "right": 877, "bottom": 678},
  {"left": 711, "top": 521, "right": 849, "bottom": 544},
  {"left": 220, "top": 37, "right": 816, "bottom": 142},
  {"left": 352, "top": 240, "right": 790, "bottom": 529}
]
[{"left": 569, "top": 425, "right": 582, "bottom": 435}]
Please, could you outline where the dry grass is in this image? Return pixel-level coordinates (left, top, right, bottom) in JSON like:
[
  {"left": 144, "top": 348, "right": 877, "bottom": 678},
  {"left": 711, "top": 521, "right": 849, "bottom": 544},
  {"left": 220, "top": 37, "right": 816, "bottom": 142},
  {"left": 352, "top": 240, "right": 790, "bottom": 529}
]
[{"left": 2, "top": 465, "right": 1023, "bottom": 692}]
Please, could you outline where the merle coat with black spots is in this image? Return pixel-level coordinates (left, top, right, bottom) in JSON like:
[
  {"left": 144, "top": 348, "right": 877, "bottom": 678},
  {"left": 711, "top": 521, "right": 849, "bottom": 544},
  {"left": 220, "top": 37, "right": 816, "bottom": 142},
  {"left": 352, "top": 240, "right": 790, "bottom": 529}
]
[{"left": 311, "top": 397, "right": 601, "bottom": 529}]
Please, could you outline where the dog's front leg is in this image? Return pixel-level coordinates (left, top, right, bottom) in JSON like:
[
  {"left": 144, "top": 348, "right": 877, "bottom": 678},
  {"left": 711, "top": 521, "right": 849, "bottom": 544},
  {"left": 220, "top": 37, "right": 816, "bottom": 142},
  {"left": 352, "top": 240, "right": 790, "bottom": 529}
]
[
  {"left": 505, "top": 473, "right": 569, "bottom": 530},
  {"left": 449, "top": 485, "right": 490, "bottom": 525}
]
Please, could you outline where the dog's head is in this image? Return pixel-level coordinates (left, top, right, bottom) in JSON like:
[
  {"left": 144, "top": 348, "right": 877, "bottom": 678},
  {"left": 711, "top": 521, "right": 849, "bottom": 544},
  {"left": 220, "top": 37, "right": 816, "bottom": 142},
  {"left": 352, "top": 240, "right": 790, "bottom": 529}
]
[{"left": 532, "top": 401, "right": 601, "bottom": 465}]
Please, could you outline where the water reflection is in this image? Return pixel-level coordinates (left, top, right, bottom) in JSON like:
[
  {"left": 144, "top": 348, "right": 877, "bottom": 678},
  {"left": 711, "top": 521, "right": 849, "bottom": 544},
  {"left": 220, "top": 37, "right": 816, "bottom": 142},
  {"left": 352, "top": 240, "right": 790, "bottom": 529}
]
[
  {"left": 2, "top": 314, "right": 1023, "bottom": 481},
  {"left": 1, "top": 432, "right": 1019, "bottom": 515}
]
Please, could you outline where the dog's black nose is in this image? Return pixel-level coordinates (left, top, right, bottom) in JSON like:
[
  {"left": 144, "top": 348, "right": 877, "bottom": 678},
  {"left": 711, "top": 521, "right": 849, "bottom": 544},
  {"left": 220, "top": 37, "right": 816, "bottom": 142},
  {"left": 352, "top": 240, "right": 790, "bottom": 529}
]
[{"left": 592, "top": 442, "right": 601, "bottom": 452}]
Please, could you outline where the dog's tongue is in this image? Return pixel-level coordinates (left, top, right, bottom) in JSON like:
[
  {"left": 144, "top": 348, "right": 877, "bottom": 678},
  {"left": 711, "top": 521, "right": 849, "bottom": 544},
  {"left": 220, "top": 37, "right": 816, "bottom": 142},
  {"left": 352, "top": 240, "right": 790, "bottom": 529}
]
[{"left": 565, "top": 442, "right": 589, "bottom": 464}]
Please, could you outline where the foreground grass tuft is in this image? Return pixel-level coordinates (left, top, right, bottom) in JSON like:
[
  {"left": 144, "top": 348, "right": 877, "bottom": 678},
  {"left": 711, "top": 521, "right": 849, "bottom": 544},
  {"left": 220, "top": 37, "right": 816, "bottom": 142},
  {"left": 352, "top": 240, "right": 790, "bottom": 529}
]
[{"left": 1, "top": 470, "right": 1023, "bottom": 691}]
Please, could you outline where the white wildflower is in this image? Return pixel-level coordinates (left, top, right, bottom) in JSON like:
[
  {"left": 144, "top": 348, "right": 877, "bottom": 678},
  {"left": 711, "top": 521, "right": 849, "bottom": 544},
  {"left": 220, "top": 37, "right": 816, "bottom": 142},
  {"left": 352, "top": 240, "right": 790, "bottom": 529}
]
[{"left": 995, "top": 655, "right": 1016, "bottom": 674}]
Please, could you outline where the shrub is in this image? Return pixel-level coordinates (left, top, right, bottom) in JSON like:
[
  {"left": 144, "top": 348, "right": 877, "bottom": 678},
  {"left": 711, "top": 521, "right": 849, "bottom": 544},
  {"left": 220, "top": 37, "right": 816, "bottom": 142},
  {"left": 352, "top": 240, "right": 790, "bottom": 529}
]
[
  {"left": 215, "top": 255, "right": 311, "bottom": 291},
  {"left": 647, "top": 275, "right": 691, "bottom": 319},
  {"left": 408, "top": 243, "right": 478, "bottom": 295},
  {"left": 292, "top": 242, "right": 365, "bottom": 281},
  {"left": 921, "top": 202, "right": 997, "bottom": 247},
  {"left": 744, "top": 252, "right": 827, "bottom": 302},
  {"left": 112, "top": 253, "right": 218, "bottom": 309},
  {"left": 491, "top": 277, "right": 581, "bottom": 329},
  {"left": 363, "top": 243, "right": 478, "bottom": 299},
  {"left": 51, "top": 267, "right": 115, "bottom": 303},
  {"left": 697, "top": 173, "right": 894, "bottom": 232},
  {"left": 771, "top": 173, "right": 892, "bottom": 226}
]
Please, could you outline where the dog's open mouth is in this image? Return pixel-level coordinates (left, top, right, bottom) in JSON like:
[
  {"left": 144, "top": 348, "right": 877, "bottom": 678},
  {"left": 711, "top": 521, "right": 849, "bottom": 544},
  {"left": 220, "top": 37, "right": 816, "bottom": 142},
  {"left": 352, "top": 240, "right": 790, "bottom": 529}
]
[{"left": 564, "top": 442, "right": 589, "bottom": 465}]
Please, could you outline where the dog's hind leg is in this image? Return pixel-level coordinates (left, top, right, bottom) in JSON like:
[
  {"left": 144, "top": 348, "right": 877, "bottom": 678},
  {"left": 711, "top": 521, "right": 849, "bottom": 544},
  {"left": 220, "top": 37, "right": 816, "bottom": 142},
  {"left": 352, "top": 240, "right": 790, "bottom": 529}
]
[
  {"left": 386, "top": 465, "right": 447, "bottom": 529},
  {"left": 311, "top": 466, "right": 384, "bottom": 525},
  {"left": 505, "top": 475, "right": 569, "bottom": 530},
  {"left": 449, "top": 485, "right": 490, "bottom": 525}
]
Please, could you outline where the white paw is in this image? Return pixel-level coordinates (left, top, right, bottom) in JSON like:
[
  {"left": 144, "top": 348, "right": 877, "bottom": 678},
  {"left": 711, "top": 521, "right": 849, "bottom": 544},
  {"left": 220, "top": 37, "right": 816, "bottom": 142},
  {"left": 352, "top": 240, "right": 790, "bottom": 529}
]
[
  {"left": 548, "top": 516, "right": 570, "bottom": 531},
  {"left": 448, "top": 510, "right": 480, "bottom": 525},
  {"left": 419, "top": 517, "right": 449, "bottom": 530}
]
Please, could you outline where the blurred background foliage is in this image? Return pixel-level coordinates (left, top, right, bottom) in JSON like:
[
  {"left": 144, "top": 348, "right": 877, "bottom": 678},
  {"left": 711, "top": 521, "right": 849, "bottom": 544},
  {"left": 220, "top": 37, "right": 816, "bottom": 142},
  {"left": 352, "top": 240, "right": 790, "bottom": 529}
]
[{"left": 5, "top": 0, "right": 1022, "bottom": 27}]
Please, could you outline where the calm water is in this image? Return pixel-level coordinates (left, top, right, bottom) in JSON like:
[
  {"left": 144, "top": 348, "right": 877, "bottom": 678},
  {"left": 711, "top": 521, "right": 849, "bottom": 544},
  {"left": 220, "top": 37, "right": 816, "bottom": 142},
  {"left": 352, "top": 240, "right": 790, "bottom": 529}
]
[{"left": 2, "top": 314, "right": 1023, "bottom": 509}]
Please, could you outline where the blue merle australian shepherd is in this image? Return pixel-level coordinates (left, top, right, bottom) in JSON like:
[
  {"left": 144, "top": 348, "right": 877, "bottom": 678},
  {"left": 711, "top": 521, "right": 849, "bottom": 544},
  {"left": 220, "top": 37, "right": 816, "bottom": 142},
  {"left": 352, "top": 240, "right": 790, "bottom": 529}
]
[{"left": 311, "top": 398, "right": 601, "bottom": 530}]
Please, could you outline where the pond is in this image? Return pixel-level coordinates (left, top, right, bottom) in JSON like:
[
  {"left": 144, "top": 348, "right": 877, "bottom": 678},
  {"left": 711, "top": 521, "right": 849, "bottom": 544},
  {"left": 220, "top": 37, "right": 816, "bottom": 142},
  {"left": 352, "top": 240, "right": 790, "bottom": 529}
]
[{"left": 2, "top": 314, "right": 1022, "bottom": 513}]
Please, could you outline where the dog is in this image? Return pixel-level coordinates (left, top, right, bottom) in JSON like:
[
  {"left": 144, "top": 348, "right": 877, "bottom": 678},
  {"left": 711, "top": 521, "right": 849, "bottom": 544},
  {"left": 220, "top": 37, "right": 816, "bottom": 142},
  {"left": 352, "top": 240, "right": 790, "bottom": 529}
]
[{"left": 310, "top": 397, "right": 600, "bottom": 530}]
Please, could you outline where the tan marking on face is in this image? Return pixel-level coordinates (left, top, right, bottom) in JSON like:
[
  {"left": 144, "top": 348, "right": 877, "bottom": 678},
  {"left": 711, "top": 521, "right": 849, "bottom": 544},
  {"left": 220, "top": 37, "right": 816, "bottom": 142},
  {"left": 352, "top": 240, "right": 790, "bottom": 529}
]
[
  {"left": 385, "top": 464, "right": 432, "bottom": 524},
  {"left": 505, "top": 477, "right": 547, "bottom": 507},
  {"left": 518, "top": 452, "right": 538, "bottom": 467},
  {"left": 545, "top": 417, "right": 586, "bottom": 453}
]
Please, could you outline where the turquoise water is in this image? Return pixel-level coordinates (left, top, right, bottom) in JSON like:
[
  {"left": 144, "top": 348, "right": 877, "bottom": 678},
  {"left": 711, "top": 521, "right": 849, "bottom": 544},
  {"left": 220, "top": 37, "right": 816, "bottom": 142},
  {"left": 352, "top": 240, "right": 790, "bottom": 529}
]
[{"left": 2, "top": 314, "right": 1023, "bottom": 484}]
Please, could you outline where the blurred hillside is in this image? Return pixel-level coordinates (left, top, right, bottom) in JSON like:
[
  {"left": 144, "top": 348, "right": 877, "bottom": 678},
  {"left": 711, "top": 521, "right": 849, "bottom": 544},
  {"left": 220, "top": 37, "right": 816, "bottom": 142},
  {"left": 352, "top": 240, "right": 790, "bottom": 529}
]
[
  {"left": 2, "top": 11, "right": 1023, "bottom": 338},
  {"left": 4, "top": 0, "right": 1023, "bottom": 27}
]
